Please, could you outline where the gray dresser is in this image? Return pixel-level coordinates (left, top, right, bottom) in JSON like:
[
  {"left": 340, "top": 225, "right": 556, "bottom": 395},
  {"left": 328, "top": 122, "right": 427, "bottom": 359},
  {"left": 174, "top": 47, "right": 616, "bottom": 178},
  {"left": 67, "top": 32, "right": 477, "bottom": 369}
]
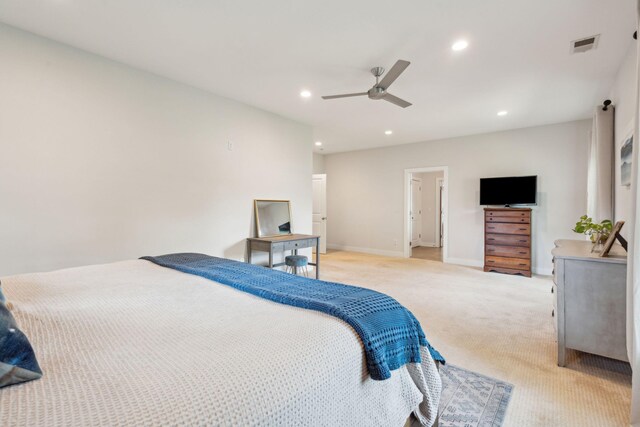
[{"left": 551, "top": 239, "right": 628, "bottom": 366}]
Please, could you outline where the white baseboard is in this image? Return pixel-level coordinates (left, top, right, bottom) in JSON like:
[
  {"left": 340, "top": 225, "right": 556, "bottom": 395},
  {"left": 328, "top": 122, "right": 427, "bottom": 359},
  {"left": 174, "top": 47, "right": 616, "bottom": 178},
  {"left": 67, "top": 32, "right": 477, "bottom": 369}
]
[
  {"left": 327, "top": 244, "right": 404, "bottom": 258},
  {"left": 419, "top": 241, "right": 438, "bottom": 248},
  {"left": 533, "top": 266, "right": 552, "bottom": 276},
  {"left": 445, "top": 257, "right": 551, "bottom": 276},
  {"left": 444, "top": 257, "right": 483, "bottom": 268}
]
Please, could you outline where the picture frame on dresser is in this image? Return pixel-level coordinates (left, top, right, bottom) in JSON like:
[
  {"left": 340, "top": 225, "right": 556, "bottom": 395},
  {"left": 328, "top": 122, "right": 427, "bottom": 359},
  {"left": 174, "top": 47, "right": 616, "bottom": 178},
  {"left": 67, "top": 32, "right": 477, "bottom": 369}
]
[{"left": 599, "top": 221, "right": 626, "bottom": 257}]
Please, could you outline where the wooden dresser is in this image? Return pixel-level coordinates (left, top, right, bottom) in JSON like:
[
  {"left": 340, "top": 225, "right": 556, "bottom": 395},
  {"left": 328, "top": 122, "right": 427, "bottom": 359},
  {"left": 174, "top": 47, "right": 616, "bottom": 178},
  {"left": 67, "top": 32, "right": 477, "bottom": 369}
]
[{"left": 484, "top": 208, "right": 532, "bottom": 277}]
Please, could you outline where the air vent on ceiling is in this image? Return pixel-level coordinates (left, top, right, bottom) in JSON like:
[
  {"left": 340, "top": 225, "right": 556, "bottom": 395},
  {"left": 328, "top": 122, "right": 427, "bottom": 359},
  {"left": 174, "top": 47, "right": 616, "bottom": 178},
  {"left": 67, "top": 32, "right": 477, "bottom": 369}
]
[{"left": 570, "top": 35, "right": 600, "bottom": 54}]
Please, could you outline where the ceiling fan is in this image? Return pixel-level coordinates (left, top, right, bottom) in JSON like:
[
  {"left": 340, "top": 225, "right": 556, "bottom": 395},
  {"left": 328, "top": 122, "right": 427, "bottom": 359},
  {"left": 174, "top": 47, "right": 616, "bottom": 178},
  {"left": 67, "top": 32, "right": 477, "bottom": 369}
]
[{"left": 322, "top": 60, "right": 412, "bottom": 108}]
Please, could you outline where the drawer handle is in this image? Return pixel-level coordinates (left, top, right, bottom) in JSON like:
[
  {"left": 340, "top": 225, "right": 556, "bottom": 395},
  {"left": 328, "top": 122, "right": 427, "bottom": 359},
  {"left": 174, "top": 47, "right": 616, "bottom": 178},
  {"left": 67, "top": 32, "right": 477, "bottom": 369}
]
[
  {"left": 488, "top": 260, "right": 495, "bottom": 263},
  {"left": 488, "top": 238, "right": 495, "bottom": 241},
  {"left": 519, "top": 263, "right": 527, "bottom": 266},
  {"left": 552, "top": 309, "right": 554, "bottom": 317},
  {"left": 519, "top": 251, "right": 526, "bottom": 254},
  {"left": 519, "top": 240, "right": 527, "bottom": 242},
  {"left": 488, "top": 226, "right": 495, "bottom": 229},
  {"left": 518, "top": 228, "right": 527, "bottom": 231},
  {"left": 487, "top": 249, "right": 494, "bottom": 252},
  {"left": 551, "top": 287, "right": 554, "bottom": 294}
]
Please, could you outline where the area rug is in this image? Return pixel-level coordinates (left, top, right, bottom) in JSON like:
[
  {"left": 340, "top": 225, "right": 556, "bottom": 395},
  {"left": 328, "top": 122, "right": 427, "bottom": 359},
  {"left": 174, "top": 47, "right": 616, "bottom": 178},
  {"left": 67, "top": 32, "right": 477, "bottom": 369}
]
[{"left": 436, "top": 364, "right": 513, "bottom": 427}]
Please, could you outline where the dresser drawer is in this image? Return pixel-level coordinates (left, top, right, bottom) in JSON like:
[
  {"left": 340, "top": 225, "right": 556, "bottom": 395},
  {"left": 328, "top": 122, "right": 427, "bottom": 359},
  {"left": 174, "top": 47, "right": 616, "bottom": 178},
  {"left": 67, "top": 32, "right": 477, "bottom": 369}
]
[
  {"left": 283, "top": 239, "right": 312, "bottom": 251},
  {"left": 485, "top": 256, "right": 530, "bottom": 270},
  {"left": 485, "top": 245, "right": 530, "bottom": 259},
  {"left": 486, "top": 210, "right": 530, "bottom": 218},
  {"left": 485, "top": 223, "right": 530, "bottom": 235},
  {"left": 485, "top": 215, "right": 530, "bottom": 224},
  {"left": 485, "top": 234, "right": 530, "bottom": 247}
]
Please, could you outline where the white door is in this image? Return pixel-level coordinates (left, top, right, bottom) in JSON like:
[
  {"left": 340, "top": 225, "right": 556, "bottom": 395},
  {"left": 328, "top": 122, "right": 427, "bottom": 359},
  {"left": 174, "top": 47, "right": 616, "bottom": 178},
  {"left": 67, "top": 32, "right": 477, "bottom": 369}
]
[
  {"left": 410, "top": 177, "right": 422, "bottom": 247},
  {"left": 312, "top": 174, "right": 327, "bottom": 253}
]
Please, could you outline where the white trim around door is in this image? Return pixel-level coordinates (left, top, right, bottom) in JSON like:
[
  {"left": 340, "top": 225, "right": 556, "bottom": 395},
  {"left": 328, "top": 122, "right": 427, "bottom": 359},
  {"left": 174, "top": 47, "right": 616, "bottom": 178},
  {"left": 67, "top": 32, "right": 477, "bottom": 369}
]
[
  {"left": 410, "top": 176, "right": 423, "bottom": 249},
  {"left": 435, "top": 177, "right": 444, "bottom": 248}
]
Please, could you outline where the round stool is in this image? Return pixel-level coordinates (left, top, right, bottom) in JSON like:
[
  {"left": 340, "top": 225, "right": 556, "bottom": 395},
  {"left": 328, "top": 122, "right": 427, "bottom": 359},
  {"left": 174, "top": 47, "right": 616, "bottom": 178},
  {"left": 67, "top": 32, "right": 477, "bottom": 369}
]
[{"left": 285, "top": 255, "right": 309, "bottom": 277}]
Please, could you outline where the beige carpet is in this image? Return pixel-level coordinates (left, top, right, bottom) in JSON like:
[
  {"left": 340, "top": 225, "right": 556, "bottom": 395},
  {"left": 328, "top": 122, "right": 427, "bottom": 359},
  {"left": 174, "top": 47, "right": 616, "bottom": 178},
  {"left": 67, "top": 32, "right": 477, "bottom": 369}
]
[{"left": 319, "top": 250, "right": 632, "bottom": 427}]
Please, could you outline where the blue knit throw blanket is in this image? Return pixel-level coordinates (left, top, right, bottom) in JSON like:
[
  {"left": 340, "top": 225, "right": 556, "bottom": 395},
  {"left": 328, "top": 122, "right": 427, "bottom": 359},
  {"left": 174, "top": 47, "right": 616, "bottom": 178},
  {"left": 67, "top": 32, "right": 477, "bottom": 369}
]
[{"left": 141, "top": 253, "right": 444, "bottom": 380}]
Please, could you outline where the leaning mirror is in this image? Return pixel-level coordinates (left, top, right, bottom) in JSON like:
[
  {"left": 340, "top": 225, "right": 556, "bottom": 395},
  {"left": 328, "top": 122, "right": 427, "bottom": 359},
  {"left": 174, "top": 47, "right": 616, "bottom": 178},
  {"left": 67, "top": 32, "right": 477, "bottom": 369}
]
[{"left": 254, "top": 200, "right": 292, "bottom": 237}]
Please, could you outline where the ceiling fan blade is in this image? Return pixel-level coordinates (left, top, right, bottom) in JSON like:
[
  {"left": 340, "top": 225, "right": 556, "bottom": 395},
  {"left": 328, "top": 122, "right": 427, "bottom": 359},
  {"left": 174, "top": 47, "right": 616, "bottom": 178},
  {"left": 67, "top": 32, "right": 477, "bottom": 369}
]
[
  {"left": 378, "top": 60, "right": 410, "bottom": 90},
  {"left": 383, "top": 93, "right": 412, "bottom": 108},
  {"left": 322, "top": 92, "right": 368, "bottom": 100}
]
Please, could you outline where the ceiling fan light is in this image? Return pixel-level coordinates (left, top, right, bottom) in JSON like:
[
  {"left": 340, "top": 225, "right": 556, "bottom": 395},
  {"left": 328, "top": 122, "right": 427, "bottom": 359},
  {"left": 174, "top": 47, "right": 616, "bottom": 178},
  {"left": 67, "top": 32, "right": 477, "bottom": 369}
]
[{"left": 300, "top": 90, "right": 312, "bottom": 98}]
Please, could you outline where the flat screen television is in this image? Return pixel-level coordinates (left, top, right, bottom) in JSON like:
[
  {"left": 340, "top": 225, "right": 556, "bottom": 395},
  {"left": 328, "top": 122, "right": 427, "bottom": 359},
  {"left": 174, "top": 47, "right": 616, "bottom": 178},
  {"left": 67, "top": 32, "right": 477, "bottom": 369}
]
[{"left": 479, "top": 175, "right": 537, "bottom": 206}]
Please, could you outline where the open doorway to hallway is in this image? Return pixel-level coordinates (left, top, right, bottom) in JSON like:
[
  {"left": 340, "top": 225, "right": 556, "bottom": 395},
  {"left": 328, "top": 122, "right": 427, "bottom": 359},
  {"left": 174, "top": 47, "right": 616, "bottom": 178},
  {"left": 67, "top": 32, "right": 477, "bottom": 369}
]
[{"left": 404, "top": 167, "right": 448, "bottom": 262}]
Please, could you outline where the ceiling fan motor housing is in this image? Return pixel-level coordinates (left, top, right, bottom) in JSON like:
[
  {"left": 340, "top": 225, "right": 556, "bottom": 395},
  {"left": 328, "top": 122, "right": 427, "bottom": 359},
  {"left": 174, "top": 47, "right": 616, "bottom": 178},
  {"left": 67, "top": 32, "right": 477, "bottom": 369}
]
[{"left": 368, "top": 87, "right": 386, "bottom": 100}]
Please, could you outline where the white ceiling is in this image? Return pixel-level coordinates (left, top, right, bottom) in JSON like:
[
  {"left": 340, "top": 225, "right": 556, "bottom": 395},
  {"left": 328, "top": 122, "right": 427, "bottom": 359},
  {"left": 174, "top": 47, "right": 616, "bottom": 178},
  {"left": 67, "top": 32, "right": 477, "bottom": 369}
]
[{"left": 0, "top": 0, "right": 635, "bottom": 153}]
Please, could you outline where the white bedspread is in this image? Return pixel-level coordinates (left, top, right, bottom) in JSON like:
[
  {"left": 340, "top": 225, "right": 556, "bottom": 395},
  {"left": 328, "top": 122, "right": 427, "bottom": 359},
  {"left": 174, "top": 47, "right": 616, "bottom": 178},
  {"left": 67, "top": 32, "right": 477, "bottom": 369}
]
[{"left": 0, "top": 260, "right": 441, "bottom": 426}]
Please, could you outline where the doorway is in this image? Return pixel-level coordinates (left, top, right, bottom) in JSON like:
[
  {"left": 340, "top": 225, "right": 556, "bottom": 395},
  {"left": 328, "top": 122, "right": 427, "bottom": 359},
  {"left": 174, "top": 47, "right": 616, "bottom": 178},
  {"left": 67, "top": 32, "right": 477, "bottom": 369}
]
[
  {"left": 312, "top": 174, "right": 327, "bottom": 254},
  {"left": 404, "top": 167, "right": 448, "bottom": 262}
]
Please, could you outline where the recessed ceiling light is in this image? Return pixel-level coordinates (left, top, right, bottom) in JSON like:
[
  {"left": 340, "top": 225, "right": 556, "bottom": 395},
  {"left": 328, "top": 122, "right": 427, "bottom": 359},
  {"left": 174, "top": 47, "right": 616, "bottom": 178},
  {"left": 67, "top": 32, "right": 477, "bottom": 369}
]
[
  {"left": 385, "top": 130, "right": 393, "bottom": 135},
  {"left": 497, "top": 110, "right": 508, "bottom": 116},
  {"left": 451, "top": 40, "right": 469, "bottom": 51},
  {"left": 314, "top": 141, "right": 322, "bottom": 146},
  {"left": 300, "top": 90, "right": 312, "bottom": 98}
]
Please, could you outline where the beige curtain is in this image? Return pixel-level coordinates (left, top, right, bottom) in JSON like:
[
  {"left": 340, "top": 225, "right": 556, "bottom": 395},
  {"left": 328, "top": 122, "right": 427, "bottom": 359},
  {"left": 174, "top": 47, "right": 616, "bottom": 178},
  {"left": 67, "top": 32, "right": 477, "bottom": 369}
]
[
  {"left": 629, "top": 3, "right": 640, "bottom": 425},
  {"left": 587, "top": 107, "right": 615, "bottom": 222}
]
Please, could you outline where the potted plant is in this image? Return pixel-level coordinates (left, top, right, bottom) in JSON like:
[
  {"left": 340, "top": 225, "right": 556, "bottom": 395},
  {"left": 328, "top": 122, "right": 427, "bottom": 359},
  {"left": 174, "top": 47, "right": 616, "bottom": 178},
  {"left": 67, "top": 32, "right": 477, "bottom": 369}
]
[{"left": 572, "top": 215, "right": 613, "bottom": 251}]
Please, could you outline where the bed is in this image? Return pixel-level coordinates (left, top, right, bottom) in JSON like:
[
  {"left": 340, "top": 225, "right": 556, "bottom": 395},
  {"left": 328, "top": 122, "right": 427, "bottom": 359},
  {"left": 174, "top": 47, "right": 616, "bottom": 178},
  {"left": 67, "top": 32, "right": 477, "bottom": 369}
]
[{"left": 0, "top": 257, "right": 441, "bottom": 426}]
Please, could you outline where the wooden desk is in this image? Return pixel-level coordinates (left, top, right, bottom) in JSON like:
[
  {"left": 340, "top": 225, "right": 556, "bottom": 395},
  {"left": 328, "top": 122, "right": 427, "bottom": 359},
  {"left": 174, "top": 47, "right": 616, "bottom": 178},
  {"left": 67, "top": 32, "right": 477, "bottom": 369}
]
[{"left": 247, "top": 234, "right": 320, "bottom": 279}]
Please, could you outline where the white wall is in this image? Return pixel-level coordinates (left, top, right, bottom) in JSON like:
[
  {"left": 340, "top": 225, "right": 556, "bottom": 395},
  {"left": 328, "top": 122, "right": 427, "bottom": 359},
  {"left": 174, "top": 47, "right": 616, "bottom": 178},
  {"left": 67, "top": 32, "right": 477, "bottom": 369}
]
[
  {"left": 417, "top": 171, "right": 443, "bottom": 247},
  {"left": 0, "top": 23, "right": 313, "bottom": 275},
  {"left": 610, "top": 42, "right": 637, "bottom": 238},
  {"left": 325, "top": 120, "right": 591, "bottom": 274},
  {"left": 313, "top": 153, "right": 325, "bottom": 174}
]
